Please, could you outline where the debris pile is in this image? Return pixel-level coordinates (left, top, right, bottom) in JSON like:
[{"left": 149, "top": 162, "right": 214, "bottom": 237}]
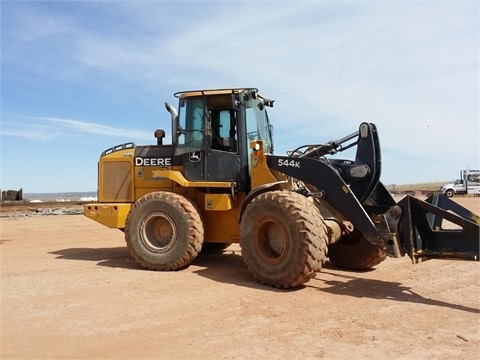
[{"left": 1, "top": 189, "right": 23, "bottom": 201}]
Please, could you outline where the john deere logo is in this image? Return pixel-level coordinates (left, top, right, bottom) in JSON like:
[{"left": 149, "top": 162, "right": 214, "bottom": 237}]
[{"left": 190, "top": 152, "right": 201, "bottom": 162}]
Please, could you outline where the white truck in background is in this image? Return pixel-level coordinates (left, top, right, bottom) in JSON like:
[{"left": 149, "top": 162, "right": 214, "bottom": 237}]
[{"left": 440, "top": 169, "right": 480, "bottom": 197}]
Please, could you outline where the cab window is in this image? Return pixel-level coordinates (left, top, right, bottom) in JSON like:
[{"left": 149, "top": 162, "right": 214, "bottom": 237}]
[
  {"left": 208, "top": 109, "right": 237, "bottom": 153},
  {"left": 176, "top": 98, "right": 205, "bottom": 155}
]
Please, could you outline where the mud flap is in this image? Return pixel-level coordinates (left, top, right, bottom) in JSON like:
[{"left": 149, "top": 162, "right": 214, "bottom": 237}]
[{"left": 397, "top": 194, "right": 479, "bottom": 263}]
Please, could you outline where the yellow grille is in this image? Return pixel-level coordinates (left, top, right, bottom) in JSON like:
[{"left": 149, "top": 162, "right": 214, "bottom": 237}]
[{"left": 99, "top": 161, "right": 133, "bottom": 202}]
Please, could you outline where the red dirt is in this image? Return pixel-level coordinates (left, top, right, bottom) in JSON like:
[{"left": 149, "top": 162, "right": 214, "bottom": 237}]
[{"left": 1, "top": 197, "right": 479, "bottom": 359}]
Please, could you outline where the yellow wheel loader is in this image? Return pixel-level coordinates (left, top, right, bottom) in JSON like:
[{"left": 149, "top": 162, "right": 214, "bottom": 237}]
[{"left": 84, "top": 88, "right": 479, "bottom": 288}]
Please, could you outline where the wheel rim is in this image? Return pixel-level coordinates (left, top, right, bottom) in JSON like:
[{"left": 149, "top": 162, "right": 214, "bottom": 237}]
[
  {"left": 254, "top": 216, "right": 289, "bottom": 265},
  {"left": 140, "top": 212, "right": 177, "bottom": 252}
]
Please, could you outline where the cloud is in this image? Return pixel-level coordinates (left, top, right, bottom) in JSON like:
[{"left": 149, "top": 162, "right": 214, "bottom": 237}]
[
  {"left": 0, "top": 116, "right": 153, "bottom": 143},
  {"left": 43, "top": 117, "right": 154, "bottom": 140},
  {"left": 2, "top": 2, "right": 73, "bottom": 42}
]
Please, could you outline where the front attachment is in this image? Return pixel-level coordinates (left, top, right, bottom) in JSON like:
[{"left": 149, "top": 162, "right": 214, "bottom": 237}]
[{"left": 397, "top": 194, "right": 479, "bottom": 263}]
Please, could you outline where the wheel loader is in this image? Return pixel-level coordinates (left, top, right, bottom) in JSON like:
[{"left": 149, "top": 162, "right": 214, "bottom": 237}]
[{"left": 84, "top": 88, "right": 479, "bottom": 288}]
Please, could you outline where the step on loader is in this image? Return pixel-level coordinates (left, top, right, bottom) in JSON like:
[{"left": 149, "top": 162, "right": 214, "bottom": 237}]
[{"left": 84, "top": 88, "right": 479, "bottom": 288}]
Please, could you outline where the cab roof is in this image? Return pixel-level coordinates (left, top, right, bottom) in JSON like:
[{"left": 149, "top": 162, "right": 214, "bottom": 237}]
[{"left": 174, "top": 88, "right": 266, "bottom": 99}]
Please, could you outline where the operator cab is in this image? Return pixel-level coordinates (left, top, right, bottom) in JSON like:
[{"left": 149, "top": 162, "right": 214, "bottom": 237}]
[{"left": 169, "top": 88, "right": 274, "bottom": 192}]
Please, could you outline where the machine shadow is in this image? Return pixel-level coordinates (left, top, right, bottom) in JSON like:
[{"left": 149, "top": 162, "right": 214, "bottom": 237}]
[
  {"left": 49, "top": 247, "right": 479, "bottom": 312},
  {"left": 310, "top": 268, "right": 479, "bottom": 314},
  {"left": 49, "top": 245, "right": 279, "bottom": 291},
  {"left": 191, "top": 249, "right": 291, "bottom": 292},
  {"left": 49, "top": 246, "right": 142, "bottom": 270}
]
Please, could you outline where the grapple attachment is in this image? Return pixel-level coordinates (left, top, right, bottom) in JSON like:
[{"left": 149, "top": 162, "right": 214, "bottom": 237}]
[{"left": 397, "top": 194, "right": 479, "bottom": 263}]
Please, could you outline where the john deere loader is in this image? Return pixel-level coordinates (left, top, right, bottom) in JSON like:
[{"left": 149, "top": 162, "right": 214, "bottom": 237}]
[{"left": 84, "top": 88, "right": 479, "bottom": 288}]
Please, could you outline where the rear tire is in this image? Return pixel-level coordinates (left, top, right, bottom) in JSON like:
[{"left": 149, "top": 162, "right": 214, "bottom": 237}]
[
  {"left": 125, "top": 192, "right": 204, "bottom": 271},
  {"left": 240, "top": 191, "right": 328, "bottom": 288},
  {"left": 328, "top": 230, "right": 386, "bottom": 270}
]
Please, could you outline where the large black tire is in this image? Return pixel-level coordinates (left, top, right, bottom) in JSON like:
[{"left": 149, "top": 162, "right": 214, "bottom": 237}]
[
  {"left": 240, "top": 191, "right": 328, "bottom": 288},
  {"left": 328, "top": 230, "right": 386, "bottom": 270},
  {"left": 125, "top": 192, "right": 204, "bottom": 271}
]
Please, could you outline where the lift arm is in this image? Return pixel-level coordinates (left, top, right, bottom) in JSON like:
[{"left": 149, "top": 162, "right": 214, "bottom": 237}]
[{"left": 264, "top": 122, "right": 480, "bottom": 263}]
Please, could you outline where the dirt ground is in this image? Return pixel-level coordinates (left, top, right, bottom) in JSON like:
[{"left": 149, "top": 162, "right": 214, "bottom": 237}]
[{"left": 1, "top": 197, "right": 479, "bottom": 359}]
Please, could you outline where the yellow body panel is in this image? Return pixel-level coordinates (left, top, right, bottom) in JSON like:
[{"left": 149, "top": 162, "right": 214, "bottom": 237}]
[
  {"left": 249, "top": 140, "right": 288, "bottom": 189},
  {"left": 84, "top": 203, "right": 131, "bottom": 229},
  {"left": 152, "top": 169, "right": 234, "bottom": 188},
  {"left": 204, "top": 193, "right": 235, "bottom": 211},
  {"left": 135, "top": 167, "right": 174, "bottom": 190},
  {"left": 134, "top": 165, "right": 180, "bottom": 198},
  {"left": 96, "top": 145, "right": 135, "bottom": 203},
  {"left": 198, "top": 192, "right": 246, "bottom": 243},
  {"left": 202, "top": 208, "right": 241, "bottom": 243}
]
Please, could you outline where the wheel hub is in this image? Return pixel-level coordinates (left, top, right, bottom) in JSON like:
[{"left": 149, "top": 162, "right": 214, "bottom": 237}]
[
  {"left": 255, "top": 216, "right": 288, "bottom": 265},
  {"left": 140, "top": 212, "right": 177, "bottom": 252}
]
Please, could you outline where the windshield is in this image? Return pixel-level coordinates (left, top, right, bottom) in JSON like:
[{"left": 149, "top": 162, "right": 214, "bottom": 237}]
[{"left": 245, "top": 98, "right": 273, "bottom": 154}]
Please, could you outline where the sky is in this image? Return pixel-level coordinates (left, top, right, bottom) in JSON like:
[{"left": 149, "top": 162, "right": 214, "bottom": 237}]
[{"left": 1, "top": 0, "right": 478, "bottom": 193}]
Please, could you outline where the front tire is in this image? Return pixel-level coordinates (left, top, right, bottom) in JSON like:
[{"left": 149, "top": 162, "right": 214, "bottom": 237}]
[
  {"left": 125, "top": 192, "right": 204, "bottom": 271},
  {"left": 240, "top": 191, "right": 328, "bottom": 288}
]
